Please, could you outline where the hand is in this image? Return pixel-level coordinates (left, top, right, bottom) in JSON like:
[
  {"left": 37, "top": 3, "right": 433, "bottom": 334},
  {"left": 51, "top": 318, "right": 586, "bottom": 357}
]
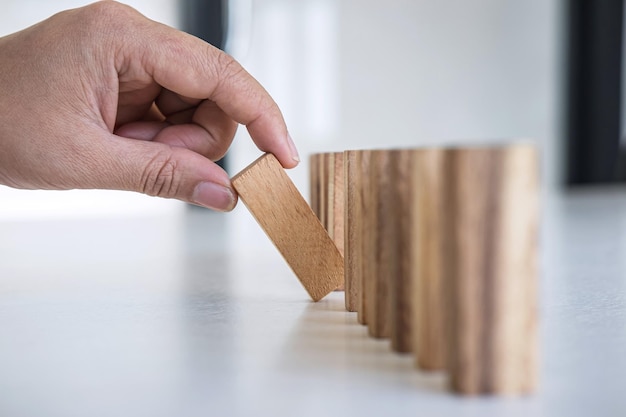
[{"left": 0, "top": 1, "right": 299, "bottom": 211}]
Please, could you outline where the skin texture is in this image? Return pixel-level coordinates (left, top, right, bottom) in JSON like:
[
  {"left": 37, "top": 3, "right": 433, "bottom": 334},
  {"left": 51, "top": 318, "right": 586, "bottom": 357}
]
[{"left": 0, "top": 1, "right": 299, "bottom": 211}]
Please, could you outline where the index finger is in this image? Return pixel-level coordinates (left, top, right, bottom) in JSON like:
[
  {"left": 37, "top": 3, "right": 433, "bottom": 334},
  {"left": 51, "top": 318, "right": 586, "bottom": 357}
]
[{"left": 118, "top": 14, "right": 299, "bottom": 168}]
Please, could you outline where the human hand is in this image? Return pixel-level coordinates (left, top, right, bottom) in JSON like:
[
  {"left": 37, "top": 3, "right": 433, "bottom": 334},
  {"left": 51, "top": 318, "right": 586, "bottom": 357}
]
[{"left": 0, "top": 1, "right": 299, "bottom": 211}]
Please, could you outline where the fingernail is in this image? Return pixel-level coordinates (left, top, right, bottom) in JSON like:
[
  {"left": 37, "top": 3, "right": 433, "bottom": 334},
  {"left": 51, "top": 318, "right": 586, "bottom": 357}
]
[
  {"left": 287, "top": 133, "right": 300, "bottom": 163},
  {"left": 192, "top": 182, "right": 236, "bottom": 211}
]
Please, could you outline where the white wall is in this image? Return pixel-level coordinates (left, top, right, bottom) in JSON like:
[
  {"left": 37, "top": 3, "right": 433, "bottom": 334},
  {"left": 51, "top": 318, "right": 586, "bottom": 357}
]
[{"left": 228, "top": 0, "right": 563, "bottom": 188}]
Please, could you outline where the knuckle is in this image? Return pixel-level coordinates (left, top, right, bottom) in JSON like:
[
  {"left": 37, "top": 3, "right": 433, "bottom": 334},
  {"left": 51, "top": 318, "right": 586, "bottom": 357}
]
[
  {"left": 140, "top": 151, "right": 182, "bottom": 198},
  {"left": 75, "top": 1, "right": 139, "bottom": 40},
  {"left": 81, "top": 1, "right": 136, "bottom": 21},
  {"left": 216, "top": 52, "right": 239, "bottom": 74},
  {"left": 209, "top": 51, "right": 258, "bottom": 110},
  {"left": 214, "top": 51, "right": 246, "bottom": 86}
]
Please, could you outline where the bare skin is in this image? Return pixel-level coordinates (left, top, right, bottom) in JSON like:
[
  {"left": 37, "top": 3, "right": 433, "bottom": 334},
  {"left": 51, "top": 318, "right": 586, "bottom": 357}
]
[{"left": 0, "top": 1, "right": 299, "bottom": 211}]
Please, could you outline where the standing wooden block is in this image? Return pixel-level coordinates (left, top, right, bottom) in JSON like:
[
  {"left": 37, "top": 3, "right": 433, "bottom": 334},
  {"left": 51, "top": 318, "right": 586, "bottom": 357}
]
[
  {"left": 412, "top": 148, "right": 447, "bottom": 368},
  {"left": 309, "top": 154, "right": 321, "bottom": 220},
  {"left": 365, "top": 150, "right": 396, "bottom": 339},
  {"left": 232, "top": 153, "right": 344, "bottom": 302},
  {"left": 329, "top": 152, "right": 345, "bottom": 291},
  {"left": 356, "top": 150, "right": 372, "bottom": 325},
  {"left": 319, "top": 153, "right": 328, "bottom": 232},
  {"left": 310, "top": 152, "right": 345, "bottom": 291},
  {"left": 330, "top": 152, "right": 345, "bottom": 256},
  {"left": 326, "top": 153, "right": 336, "bottom": 239},
  {"left": 443, "top": 144, "right": 539, "bottom": 395},
  {"left": 388, "top": 150, "right": 413, "bottom": 353},
  {"left": 321, "top": 153, "right": 345, "bottom": 251},
  {"left": 344, "top": 151, "right": 359, "bottom": 312}
]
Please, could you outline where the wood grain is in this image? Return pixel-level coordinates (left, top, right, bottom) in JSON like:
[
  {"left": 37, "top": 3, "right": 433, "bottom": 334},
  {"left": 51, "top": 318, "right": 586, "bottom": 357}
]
[
  {"left": 232, "top": 153, "right": 345, "bottom": 302},
  {"left": 311, "top": 152, "right": 345, "bottom": 291},
  {"left": 331, "top": 152, "right": 345, "bottom": 257},
  {"left": 309, "top": 153, "right": 320, "bottom": 220},
  {"left": 412, "top": 149, "right": 447, "bottom": 368},
  {"left": 344, "top": 151, "right": 359, "bottom": 312},
  {"left": 319, "top": 153, "right": 328, "bottom": 232},
  {"left": 326, "top": 153, "right": 335, "bottom": 241},
  {"left": 443, "top": 144, "right": 539, "bottom": 395},
  {"left": 388, "top": 150, "right": 413, "bottom": 352},
  {"left": 366, "top": 150, "right": 395, "bottom": 339},
  {"left": 328, "top": 152, "right": 345, "bottom": 291},
  {"left": 356, "top": 151, "right": 372, "bottom": 325}
]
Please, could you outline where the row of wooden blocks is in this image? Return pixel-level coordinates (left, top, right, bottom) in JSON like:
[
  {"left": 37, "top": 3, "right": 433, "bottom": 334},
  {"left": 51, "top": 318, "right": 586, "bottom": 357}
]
[
  {"left": 231, "top": 145, "right": 538, "bottom": 397},
  {"left": 309, "top": 145, "right": 539, "bottom": 396}
]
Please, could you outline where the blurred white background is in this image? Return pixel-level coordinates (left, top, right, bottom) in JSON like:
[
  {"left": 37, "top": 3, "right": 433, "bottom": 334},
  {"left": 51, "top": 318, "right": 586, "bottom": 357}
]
[
  {"left": 0, "top": 0, "right": 563, "bottom": 221},
  {"left": 228, "top": 0, "right": 563, "bottom": 191}
]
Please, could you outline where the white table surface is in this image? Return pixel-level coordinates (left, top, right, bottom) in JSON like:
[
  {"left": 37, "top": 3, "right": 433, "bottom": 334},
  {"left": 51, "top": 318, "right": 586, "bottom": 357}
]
[{"left": 1, "top": 188, "right": 626, "bottom": 417}]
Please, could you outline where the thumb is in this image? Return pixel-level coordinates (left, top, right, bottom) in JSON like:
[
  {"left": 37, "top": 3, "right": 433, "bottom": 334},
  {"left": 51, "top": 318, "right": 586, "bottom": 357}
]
[{"left": 90, "top": 133, "right": 237, "bottom": 211}]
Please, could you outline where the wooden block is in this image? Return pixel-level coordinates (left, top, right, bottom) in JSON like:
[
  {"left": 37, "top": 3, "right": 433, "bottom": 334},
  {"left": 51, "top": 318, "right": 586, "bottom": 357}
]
[
  {"left": 329, "top": 152, "right": 345, "bottom": 291},
  {"left": 331, "top": 152, "right": 345, "bottom": 257},
  {"left": 232, "top": 153, "right": 345, "bottom": 302},
  {"left": 344, "top": 151, "right": 359, "bottom": 312},
  {"left": 310, "top": 152, "right": 345, "bottom": 292},
  {"left": 388, "top": 149, "right": 413, "bottom": 353},
  {"left": 309, "top": 154, "right": 320, "bottom": 219},
  {"left": 326, "top": 153, "right": 336, "bottom": 240},
  {"left": 411, "top": 148, "right": 447, "bottom": 368},
  {"left": 356, "top": 150, "right": 372, "bottom": 325},
  {"left": 442, "top": 144, "right": 539, "bottom": 395},
  {"left": 319, "top": 153, "right": 328, "bottom": 232},
  {"left": 365, "top": 150, "right": 396, "bottom": 339}
]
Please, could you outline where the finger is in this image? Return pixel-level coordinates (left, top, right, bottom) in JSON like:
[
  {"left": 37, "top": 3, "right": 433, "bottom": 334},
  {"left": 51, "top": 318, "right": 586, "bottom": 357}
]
[
  {"left": 115, "top": 121, "right": 170, "bottom": 141},
  {"left": 114, "top": 121, "right": 216, "bottom": 157},
  {"left": 81, "top": 127, "right": 238, "bottom": 211},
  {"left": 157, "top": 101, "right": 238, "bottom": 160},
  {"left": 152, "top": 123, "right": 235, "bottom": 161},
  {"left": 119, "top": 19, "right": 300, "bottom": 168},
  {"left": 189, "top": 100, "right": 238, "bottom": 158},
  {"left": 156, "top": 88, "right": 202, "bottom": 117},
  {"left": 116, "top": 84, "right": 163, "bottom": 127},
  {"left": 117, "top": 103, "right": 238, "bottom": 160}
]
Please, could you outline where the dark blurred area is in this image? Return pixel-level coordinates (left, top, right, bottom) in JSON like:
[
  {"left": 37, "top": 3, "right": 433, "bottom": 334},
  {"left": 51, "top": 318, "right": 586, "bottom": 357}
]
[
  {"left": 566, "top": 0, "right": 625, "bottom": 185},
  {"left": 180, "top": 0, "right": 230, "bottom": 173}
]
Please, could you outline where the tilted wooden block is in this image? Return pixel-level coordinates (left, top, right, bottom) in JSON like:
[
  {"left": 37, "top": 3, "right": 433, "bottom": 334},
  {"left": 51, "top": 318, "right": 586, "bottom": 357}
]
[
  {"left": 442, "top": 144, "right": 539, "bottom": 395},
  {"left": 232, "top": 153, "right": 344, "bottom": 302}
]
